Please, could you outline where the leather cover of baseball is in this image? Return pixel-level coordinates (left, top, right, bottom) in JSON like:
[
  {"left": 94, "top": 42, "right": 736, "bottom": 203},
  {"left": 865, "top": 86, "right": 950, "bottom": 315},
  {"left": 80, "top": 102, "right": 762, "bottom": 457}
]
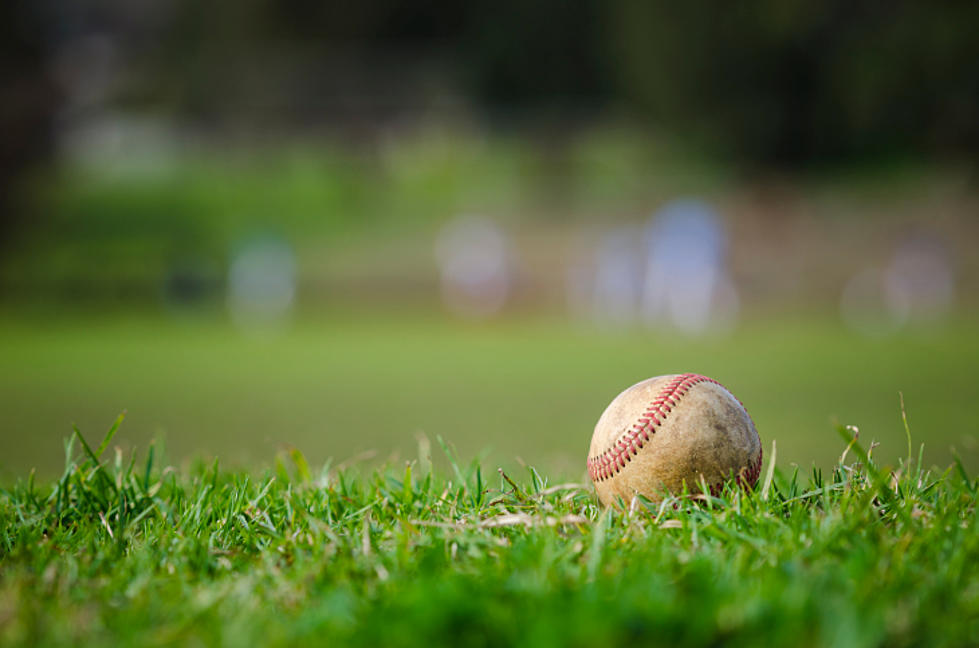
[{"left": 587, "top": 373, "right": 762, "bottom": 506}]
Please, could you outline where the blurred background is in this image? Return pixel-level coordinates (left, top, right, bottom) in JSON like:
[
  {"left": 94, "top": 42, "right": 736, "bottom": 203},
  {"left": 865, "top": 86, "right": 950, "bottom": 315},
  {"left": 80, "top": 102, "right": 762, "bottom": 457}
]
[{"left": 1, "top": 0, "right": 978, "bottom": 479}]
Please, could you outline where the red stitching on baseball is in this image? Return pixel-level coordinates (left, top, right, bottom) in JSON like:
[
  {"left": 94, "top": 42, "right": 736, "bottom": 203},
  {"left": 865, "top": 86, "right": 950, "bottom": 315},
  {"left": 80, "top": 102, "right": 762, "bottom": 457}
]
[
  {"left": 710, "top": 447, "right": 764, "bottom": 497},
  {"left": 586, "top": 373, "right": 762, "bottom": 492}
]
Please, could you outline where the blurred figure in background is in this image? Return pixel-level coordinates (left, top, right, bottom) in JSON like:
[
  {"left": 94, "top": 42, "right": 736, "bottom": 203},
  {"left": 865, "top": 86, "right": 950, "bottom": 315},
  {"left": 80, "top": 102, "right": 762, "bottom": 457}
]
[
  {"left": 590, "top": 225, "right": 643, "bottom": 327},
  {"left": 841, "top": 234, "right": 954, "bottom": 337},
  {"left": 228, "top": 235, "right": 297, "bottom": 333},
  {"left": 434, "top": 215, "right": 509, "bottom": 319},
  {"left": 640, "top": 199, "right": 739, "bottom": 334},
  {"left": 885, "top": 234, "right": 955, "bottom": 326}
]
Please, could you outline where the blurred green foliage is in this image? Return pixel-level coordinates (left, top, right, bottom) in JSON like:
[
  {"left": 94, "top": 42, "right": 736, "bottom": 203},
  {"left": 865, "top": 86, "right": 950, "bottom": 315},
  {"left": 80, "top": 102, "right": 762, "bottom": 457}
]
[
  {"left": 4, "top": 0, "right": 978, "bottom": 234},
  {"left": 11, "top": 0, "right": 977, "bottom": 168},
  {"left": 611, "top": 2, "right": 979, "bottom": 164},
  {"left": 2, "top": 128, "right": 725, "bottom": 300},
  {"left": 4, "top": 1, "right": 978, "bottom": 299}
]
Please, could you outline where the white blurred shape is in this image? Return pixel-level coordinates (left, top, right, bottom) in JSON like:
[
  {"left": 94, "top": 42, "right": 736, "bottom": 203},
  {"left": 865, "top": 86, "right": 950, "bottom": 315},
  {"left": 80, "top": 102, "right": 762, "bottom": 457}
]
[
  {"left": 564, "top": 256, "right": 593, "bottom": 323},
  {"left": 435, "top": 215, "right": 509, "bottom": 318},
  {"left": 640, "top": 199, "right": 737, "bottom": 334},
  {"left": 885, "top": 236, "right": 954, "bottom": 324},
  {"left": 228, "top": 237, "right": 297, "bottom": 332},
  {"left": 591, "top": 226, "right": 642, "bottom": 326},
  {"left": 60, "top": 114, "right": 178, "bottom": 176},
  {"left": 842, "top": 236, "right": 955, "bottom": 337}
]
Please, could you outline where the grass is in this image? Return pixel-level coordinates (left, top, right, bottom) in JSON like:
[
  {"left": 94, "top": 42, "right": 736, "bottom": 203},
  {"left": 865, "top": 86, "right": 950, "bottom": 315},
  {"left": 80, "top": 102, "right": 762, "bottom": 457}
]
[
  {"left": 1, "top": 313, "right": 978, "bottom": 480},
  {"left": 1, "top": 417, "right": 977, "bottom": 647}
]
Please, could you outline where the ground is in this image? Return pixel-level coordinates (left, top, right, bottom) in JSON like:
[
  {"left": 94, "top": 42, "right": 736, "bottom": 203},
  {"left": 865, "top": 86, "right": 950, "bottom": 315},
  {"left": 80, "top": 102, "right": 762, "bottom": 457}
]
[
  {"left": 1, "top": 421, "right": 977, "bottom": 647},
  {"left": 1, "top": 312, "right": 978, "bottom": 480}
]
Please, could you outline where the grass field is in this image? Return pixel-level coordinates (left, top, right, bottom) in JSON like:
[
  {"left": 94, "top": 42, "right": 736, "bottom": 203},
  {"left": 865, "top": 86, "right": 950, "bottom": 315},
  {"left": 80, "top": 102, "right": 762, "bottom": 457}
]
[
  {"left": 1, "top": 419, "right": 977, "bottom": 647},
  {"left": 3, "top": 114, "right": 976, "bottom": 647},
  {"left": 2, "top": 307, "right": 977, "bottom": 646},
  {"left": 1, "top": 312, "right": 978, "bottom": 481}
]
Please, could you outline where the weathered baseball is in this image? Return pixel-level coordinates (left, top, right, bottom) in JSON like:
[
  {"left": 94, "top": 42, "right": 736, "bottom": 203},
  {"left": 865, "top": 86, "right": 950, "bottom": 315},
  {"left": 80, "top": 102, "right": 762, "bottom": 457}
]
[{"left": 587, "top": 373, "right": 762, "bottom": 506}]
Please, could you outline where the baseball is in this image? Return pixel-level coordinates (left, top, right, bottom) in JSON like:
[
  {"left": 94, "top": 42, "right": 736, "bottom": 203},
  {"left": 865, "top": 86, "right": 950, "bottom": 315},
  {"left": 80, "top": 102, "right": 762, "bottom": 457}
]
[{"left": 587, "top": 373, "right": 762, "bottom": 506}]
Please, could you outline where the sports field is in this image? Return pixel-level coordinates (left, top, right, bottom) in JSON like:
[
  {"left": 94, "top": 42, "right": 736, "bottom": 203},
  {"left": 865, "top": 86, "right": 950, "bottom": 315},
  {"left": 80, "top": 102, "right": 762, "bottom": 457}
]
[
  {"left": 5, "top": 4, "right": 979, "bottom": 645},
  {"left": 1, "top": 311, "right": 977, "bottom": 481},
  {"left": 2, "top": 173, "right": 978, "bottom": 647}
]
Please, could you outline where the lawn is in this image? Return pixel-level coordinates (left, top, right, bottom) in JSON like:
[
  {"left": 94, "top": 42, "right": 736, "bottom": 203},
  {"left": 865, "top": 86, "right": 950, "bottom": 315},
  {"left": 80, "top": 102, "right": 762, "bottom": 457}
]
[
  {"left": 0, "top": 421, "right": 976, "bottom": 647},
  {"left": 0, "top": 312, "right": 978, "bottom": 480}
]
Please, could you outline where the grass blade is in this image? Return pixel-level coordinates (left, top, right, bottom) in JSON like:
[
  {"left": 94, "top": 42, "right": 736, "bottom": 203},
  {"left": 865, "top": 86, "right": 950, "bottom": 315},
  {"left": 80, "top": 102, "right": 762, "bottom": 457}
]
[
  {"left": 96, "top": 411, "right": 126, "bottom": 459},
  {"left": 586, "top": 509, "right": 609, "bottom": 581},
  {"left": 290, "top": 447, "right": 312, "bottom": 483},
  {"left": 436, "top": 434, "right": 468, "bottom": 494},
  {"left": 761, "top": 439, "right": 777, "bottom": 501},
  {"left": 899, "top": 392, "right": 912, "bottom": 466},
  {"left": 73, "top": 424, "right": 102, "bottom": 467}
]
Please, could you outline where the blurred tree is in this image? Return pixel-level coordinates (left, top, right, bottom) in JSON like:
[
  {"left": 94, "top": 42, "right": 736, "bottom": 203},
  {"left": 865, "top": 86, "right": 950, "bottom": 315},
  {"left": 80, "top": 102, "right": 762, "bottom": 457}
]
[
  {"left": 609, "top": 0, "right": 979, "bottom": 165},
  {"left": 4, "top": 0, "right": 978, "bottom": 304},
  {"left": 4, "top": 0, "right": 979, "bottom": 205},
  {"left": 0, "top": 0, "right": 60, "bottom": 244},
  {"left": 458, "top": 0, "right": 610, "bottom": 113}
]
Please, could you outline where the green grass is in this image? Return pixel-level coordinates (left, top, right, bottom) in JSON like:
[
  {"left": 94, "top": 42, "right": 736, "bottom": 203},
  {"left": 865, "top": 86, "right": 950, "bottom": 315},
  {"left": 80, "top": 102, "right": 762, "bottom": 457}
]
[
  {"left": 1, "top": 313, "right": 978, "bottom": 480},
  {"left": 1, "top": 418, "right": 978, "bottom": 647}
]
